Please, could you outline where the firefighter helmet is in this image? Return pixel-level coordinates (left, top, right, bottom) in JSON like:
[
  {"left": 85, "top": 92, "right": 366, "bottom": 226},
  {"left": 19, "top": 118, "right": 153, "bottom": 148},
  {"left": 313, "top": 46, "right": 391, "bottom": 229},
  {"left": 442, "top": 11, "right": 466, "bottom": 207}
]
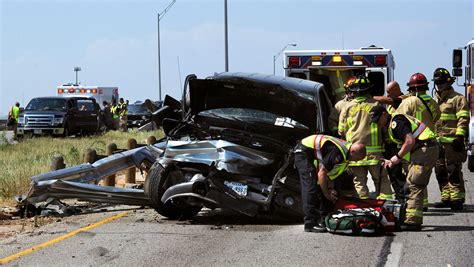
[
  {"left": 432, "top": 68, "right": 455, "bottom": 84},
  {"left": 348, "top": 75, "right": 373, "bottom": 93},
  {"left": 407, "top": 72, "right": 429, "bottom": 91},
  {"left": 344, "top": 76, "right": 357, "bottom": 90}
]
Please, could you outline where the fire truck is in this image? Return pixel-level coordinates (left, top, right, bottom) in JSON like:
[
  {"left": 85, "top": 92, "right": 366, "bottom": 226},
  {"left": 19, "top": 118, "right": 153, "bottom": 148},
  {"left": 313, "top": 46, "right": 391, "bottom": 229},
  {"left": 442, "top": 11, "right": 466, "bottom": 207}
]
[
  {"left": 283, "top": 45, "right": 395, "bottom": 103},
  {"left": 452, "top": 39, "right": 474, "bottom": 171},
  {"left": 57, "top": 84, "right": 119, "bottom": 108}
]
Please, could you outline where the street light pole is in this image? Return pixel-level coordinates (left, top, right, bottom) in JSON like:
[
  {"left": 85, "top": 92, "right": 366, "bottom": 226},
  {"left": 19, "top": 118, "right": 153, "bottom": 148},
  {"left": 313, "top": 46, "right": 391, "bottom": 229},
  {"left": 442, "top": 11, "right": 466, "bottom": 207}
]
[
  {"left": 272, "top": 43, "right": 297, "bottom": 75},
  {"left": 224, "top": 0, "right": 229, "bottom": 72},
  {"left": 74, "top": 67, "right": 81, "bottom": 85},
  {"left": 157, "top": 0, "right": 176, "bottom": 102}
]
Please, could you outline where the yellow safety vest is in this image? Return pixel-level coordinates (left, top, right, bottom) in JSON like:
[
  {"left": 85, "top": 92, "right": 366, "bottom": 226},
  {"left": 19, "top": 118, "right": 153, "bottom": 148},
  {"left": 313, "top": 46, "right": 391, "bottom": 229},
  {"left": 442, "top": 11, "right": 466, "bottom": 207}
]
[
  {"left": 388, "top": 114, "right": 437, "bottom": 145},
  {"left": 11, "top": 106, "right": 20, "bottom": 122},
  {"left": 111, "top": 105, "right": 119, "bottom": 120},
  {"left": 301, "top": 135, "right": 350, "bottom": 180}
]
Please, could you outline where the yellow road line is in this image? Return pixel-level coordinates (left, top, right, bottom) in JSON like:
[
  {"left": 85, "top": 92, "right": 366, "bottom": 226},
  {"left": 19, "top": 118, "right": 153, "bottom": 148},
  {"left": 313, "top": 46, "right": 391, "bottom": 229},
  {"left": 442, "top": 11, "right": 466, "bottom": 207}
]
[{"left": 0, "top": 211, "right": 129, "bottom": 265}]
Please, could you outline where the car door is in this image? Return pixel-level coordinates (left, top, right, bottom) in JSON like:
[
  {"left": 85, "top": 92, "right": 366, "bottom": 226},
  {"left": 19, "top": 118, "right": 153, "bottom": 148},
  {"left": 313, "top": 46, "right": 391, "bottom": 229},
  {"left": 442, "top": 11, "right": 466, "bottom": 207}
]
[{"left": 75, "top": 99, "right": 97, "bottom": 131}]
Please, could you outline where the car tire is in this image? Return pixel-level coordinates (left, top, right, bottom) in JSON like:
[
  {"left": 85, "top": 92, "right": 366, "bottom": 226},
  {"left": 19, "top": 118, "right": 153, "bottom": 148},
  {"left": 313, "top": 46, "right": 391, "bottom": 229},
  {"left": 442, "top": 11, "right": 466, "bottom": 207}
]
[
  {"left": 62, "top": 124, "right": 70, "bottom": 137},
  {"left": 145, "top": 162, "right": 201, "bottom": 219},
  {"left": 468, "top": 155, "right": 474, "bottom": 172}
]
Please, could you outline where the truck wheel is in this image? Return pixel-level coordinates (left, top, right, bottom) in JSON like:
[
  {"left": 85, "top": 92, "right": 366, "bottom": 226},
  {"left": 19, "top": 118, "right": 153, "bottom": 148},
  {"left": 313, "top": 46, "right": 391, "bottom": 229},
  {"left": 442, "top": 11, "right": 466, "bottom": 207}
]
[
  {"left": 144, "top": 162, "right": 201, "bottom": 220},
  {"left": 62, "top": 124, "right": 70, "bottom": 137},
  {"left": 468, "top": 155, "right": 474, "bottom": 172}
]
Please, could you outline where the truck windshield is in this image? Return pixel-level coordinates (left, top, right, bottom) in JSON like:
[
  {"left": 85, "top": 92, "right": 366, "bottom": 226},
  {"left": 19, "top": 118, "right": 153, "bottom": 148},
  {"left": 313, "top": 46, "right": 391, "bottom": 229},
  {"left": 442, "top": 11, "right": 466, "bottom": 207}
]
[{"left": 26, "top": 98, "right": 67, "bottom": 111}]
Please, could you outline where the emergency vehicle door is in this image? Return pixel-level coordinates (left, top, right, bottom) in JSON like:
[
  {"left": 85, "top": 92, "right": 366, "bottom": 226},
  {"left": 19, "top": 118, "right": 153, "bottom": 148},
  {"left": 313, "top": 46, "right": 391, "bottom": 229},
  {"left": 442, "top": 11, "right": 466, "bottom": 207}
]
[{"left": 366, "top": 68, "right": 387, "bottom": 96}]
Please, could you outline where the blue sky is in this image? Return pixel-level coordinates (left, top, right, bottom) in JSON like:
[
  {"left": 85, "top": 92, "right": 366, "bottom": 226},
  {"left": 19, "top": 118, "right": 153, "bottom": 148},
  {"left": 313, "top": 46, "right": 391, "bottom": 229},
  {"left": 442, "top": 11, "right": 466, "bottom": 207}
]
[{"left": 1, "top": 0, "right": 473, "bottom": 116}]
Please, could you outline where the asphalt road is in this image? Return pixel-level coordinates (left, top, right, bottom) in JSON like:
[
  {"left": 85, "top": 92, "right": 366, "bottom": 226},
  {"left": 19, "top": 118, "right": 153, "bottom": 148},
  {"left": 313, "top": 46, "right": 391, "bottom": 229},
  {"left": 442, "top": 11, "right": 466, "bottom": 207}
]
[{"left": 1, "top": 165, "right": 473, "bottom": 266}]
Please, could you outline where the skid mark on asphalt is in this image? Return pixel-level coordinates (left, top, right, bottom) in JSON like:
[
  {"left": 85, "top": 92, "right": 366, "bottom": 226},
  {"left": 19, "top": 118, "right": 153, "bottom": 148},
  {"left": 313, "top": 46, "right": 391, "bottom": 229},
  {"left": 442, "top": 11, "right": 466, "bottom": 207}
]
[{"left": 0, "top": 211, "right": 129, "bottom": 265}]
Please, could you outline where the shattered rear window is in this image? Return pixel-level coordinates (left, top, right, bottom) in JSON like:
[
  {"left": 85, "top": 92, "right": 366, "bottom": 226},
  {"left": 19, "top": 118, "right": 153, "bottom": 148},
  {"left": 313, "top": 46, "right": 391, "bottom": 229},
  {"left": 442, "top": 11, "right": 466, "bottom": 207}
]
[{"left": 200, "top": 108, "right": 309, "bottom": 130}]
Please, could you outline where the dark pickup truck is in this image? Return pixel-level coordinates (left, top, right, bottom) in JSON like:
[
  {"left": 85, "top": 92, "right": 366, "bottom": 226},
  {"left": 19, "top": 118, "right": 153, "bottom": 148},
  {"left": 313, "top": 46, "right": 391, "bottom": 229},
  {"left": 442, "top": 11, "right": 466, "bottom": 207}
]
[{"left": 17, "top": 96, "right": 100, "bottom": 137}]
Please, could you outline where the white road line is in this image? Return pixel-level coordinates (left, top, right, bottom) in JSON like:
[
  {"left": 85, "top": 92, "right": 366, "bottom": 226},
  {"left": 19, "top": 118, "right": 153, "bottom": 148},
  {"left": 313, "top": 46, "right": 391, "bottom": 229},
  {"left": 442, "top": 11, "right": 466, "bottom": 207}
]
[{"left": 385, "top": 242, "right": 403, "bottom": 267}]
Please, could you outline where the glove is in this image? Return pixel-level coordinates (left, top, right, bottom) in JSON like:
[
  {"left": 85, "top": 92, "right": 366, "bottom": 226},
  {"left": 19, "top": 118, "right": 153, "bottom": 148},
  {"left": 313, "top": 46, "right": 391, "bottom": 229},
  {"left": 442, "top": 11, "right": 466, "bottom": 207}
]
[
  {"left": 390, "top": 155, "right": 402, "bottom": 165},
  {"left": 452, "top": 136, "right": 465, "bottom": 152}
]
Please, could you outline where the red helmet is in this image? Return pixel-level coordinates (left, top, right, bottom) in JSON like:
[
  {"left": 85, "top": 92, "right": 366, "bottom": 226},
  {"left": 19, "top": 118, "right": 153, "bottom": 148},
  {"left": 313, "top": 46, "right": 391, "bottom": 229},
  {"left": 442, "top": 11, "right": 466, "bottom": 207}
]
[{"left": 407, "top": 72, "right": 429, "bottom": 89}]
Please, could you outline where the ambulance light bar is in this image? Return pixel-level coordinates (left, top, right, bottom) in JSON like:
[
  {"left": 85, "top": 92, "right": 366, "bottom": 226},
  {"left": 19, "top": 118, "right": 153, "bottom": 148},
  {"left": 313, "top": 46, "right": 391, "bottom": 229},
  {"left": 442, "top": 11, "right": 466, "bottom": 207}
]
[{"left": 58, "top": 88, "right": 98, "bottom": 94}]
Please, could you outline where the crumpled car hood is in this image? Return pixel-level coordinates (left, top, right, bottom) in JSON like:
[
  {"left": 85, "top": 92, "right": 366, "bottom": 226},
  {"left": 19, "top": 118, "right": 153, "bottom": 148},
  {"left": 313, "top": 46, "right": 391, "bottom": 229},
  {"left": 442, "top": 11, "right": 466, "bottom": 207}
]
[{"left": 159, "top": 140, "right": 280, "bottom": 176}]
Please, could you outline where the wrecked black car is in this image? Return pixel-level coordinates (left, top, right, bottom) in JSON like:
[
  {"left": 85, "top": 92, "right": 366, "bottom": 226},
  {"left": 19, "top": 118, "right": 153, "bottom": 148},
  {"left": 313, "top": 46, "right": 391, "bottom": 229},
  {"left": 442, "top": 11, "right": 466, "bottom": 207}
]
[{"left": 145, "top": 72, "right": 333, "bottom": 219}]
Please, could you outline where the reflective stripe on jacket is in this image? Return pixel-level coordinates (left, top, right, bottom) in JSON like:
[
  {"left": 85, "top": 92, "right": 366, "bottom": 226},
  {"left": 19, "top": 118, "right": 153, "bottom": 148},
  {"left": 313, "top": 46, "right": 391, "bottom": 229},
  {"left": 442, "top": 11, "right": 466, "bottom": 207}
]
[
  {"left": 396, "top": 92, "right": 440, "bottom": 132},
  {"left": 343, "top": 96, "right": 383, "bottom": 166},
  {"left": 435, "top": 88, "right": 469, "bottom": 143},
  {"left": 301, "top": 134, "right": 350, "bottom": 180},
  {"left": 388, "top": 114, "right": 437, "bottom": 145}
]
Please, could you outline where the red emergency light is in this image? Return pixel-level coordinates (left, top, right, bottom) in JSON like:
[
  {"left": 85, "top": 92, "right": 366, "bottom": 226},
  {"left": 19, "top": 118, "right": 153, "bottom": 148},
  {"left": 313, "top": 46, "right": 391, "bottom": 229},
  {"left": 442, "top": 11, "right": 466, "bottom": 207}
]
[
  {"left": 92, "top": 89, "right": 97, "bottom": 94},
  {"left": 375, "top": 55, "right": 387, "bottom": 66},
  {"left": 288, "top": 56, "right": 300, "bottom": 68},
  {"left": 69, "top": 89, "right": 75, "bottom": 93}
]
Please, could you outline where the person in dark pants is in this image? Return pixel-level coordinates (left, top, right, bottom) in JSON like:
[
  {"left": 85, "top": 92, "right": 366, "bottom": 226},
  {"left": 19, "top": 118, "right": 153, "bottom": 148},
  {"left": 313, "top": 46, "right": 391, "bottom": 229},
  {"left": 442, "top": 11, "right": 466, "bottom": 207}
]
[
  {"left": 375, "top": 81, "right": 407, "bottom": 203},
  {"left": 294, "top": 135, "right": 366, "bottom": 233}
]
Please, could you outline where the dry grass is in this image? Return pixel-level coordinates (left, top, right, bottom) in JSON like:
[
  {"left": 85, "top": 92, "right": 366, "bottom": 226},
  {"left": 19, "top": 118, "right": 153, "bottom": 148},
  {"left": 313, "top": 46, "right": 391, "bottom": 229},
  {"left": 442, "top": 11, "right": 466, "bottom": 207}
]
[{"left": 0, "top": 129, "right": 163, "bottom": 203}]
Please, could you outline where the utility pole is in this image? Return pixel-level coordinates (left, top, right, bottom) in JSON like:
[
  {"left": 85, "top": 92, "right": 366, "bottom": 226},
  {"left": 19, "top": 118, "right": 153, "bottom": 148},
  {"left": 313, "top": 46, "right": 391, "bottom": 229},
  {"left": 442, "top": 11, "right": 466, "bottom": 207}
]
[
  {"left": 157, "top": 0, "right": 176, "bottom": 102},
  {"left": 224, "top": 0, "right": 229, "bottom": 72}
]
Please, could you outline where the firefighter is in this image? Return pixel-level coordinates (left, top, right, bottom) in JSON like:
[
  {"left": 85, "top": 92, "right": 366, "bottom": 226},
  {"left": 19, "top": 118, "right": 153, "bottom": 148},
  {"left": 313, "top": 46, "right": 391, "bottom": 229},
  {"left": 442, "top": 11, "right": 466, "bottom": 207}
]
[
  {"left": 397, "top": 73, "right": 440, "bottom": 210},
  {"left": 339, "top": 75, "right": 393, "bottom": 200},
  {"left": 332, "top": 76, "right": 357, "bottom": 197},
  {"left": 433, "top": 68, "right": 469, "bottom": 210},
  {"left": 398, "top": 73, "right": 440, "bottom": 131},
  {"left": 335, "top": 76, "right": 355, "bottom": 139},
  {"left": 371, "top": 106, "right": 438, "bottom": 231},
  {"left": 294, "top": 134, "right": 366, "bottom": 233}
]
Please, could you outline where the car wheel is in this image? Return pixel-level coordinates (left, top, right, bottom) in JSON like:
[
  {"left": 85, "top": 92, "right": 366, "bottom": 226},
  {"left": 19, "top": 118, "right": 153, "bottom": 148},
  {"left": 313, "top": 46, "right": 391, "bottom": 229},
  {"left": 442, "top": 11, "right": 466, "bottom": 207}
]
[
  {"left": 468, "top": 155, "right": 474, "bottom": 172},
  {"left": 145, "top": 162, "right": 202, "bottom": 219}
]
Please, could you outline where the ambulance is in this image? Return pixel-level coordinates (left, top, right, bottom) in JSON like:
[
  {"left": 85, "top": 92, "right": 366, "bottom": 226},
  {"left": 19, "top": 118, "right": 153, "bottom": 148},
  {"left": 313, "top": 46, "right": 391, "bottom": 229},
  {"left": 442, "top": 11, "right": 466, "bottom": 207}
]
[
  {"left": 452, "top": 39, "right": 474, "bottom": 171},
  {"left": 283, "top": 45, "right": 395, "bottom": 104},
  {"left": 57, "top": 84, "right": 119, "bottom": 108}
]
